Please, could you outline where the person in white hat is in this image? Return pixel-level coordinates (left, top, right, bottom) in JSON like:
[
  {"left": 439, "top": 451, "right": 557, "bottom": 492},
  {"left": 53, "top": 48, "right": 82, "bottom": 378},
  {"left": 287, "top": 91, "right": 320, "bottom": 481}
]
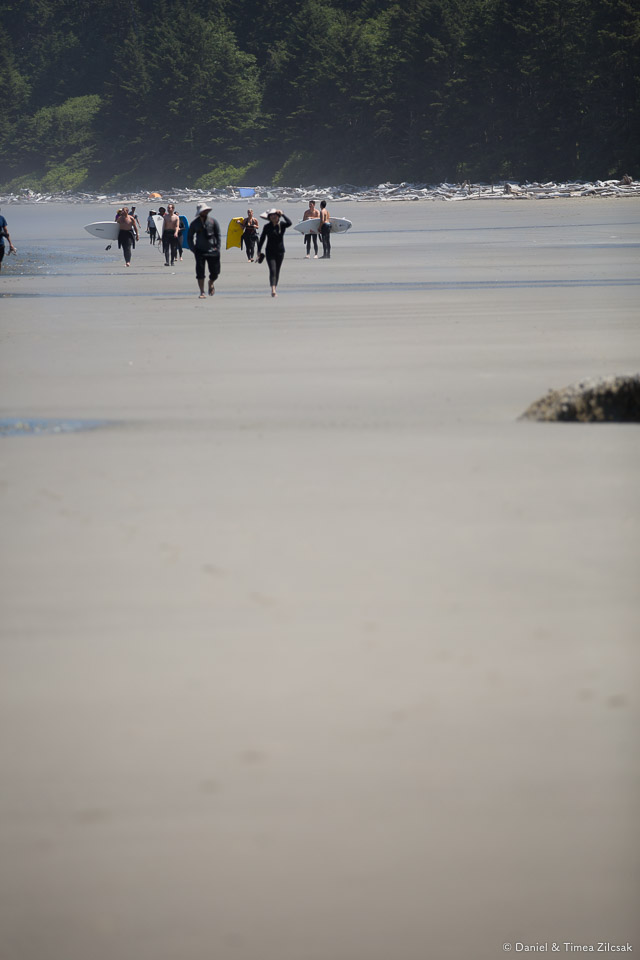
[
  {"left": 187, "top": 202, "right": 221, "bottom": 298},
  {"left": 257, "top": 208, "right": 292, "bottom": 297}
]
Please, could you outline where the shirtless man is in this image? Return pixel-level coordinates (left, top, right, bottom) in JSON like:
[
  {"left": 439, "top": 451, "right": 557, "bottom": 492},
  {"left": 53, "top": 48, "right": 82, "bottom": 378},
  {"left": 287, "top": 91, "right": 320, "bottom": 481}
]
[
  {"left": 115, "top": 205, "right": 139, "bottom": 267},
  {"left": 319, "top": 199, "right": 331, "bottom": 259},
  {"left": 0, "top": 209, "right": 17, "bottom": 272},
  {"left": 302, "top": 199, "right": 321, "bottom": 258},
  {"left": 241, "top": 208, "right": 259, "bottom": 262},
  {"left": 162, "top": 203, "right": 180, "bottom": 266}
]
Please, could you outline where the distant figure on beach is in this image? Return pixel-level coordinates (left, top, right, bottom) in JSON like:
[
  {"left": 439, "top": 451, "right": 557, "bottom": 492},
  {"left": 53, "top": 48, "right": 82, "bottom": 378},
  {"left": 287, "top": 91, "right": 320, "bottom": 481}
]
[
  {"left": 156, "top": 207, "right": 166, "bottom": 254},
  {"left": 147, "top": 210, "right": 158, "bottom": 244},
  {"left": 130, "top": 206, "right": 141, "bottom": 230},
  {"left": 187, "top": 201, "right": 221, "bottom": 299},
  {"left": 241, "top": 208, "right": 259, "bottom": 262},
  {"left": 303, "top": 199, "right": 320, "bottom": 258},
  {"left": 175, "top": 210, "right": 185, "bottom": 262},
  {"left": 115, "top": 206, "right": 139, "bottom": 267},
  {"left": 0, "top": 210, "right": 17, "bottom": 271},
  {"left": 319, "top": 200, "right": 331, "bottom": 258},
  {"left": 257, "top": 208, "right": 292, "bottom": 298},
  {"left": 162, "top": 203, "right": 180, "bottom": 266}
]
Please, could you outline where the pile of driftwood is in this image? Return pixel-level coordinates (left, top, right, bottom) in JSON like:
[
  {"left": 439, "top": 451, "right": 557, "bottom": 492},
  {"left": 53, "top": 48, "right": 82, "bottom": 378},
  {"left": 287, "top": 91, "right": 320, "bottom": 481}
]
[{"left": 2, "top": 178, "right": 638, "bottom": 205}]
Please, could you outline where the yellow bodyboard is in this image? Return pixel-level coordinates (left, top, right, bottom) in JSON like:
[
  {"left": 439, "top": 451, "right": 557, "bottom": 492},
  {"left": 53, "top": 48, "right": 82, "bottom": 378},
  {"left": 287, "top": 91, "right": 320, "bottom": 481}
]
[{"left": 226, "top": 217, "right": 244, "bottom": 250}]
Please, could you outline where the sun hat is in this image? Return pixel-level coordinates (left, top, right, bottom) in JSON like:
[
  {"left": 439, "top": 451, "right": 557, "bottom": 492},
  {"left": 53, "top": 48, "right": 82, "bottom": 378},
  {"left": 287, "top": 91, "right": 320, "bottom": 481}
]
[
  {"left": 260, "top": 208, "right": 281, "bottom": 219},
  {"left": 196, "top": 201, "right": 213, "bottom": 215}
]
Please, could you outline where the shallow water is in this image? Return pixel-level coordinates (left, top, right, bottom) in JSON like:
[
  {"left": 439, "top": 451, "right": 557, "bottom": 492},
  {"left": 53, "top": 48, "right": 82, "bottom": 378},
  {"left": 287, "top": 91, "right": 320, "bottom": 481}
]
[
  {"left": 1, "top": 199, "right": 639, "bottom": 288},
  {"left": 0, "top": 417, "right": 113, "bottom": 436}
]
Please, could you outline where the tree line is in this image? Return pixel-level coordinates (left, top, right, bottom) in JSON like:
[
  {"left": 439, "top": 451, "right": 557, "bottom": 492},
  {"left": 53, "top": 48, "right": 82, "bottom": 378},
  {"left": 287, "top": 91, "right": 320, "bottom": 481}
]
[{"left": 0, "top": 0, "right": 638, "bottom": 191}]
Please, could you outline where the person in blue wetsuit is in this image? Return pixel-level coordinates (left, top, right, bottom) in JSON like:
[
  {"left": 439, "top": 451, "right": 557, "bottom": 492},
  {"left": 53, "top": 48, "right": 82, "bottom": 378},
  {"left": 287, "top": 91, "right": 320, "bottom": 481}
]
[
  {"left": 0, "top": 210, "right": 17, "bottom": 272},
  {"left": 257, "top": 208, "right": 292, "bottom": 298}
]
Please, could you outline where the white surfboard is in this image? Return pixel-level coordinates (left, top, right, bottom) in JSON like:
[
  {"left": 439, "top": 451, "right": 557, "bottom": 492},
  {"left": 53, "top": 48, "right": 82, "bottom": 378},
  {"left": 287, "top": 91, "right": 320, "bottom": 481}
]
[
  {"left": 294, "top": 217, "right": 352, "bottom": 235},
  {"left": 152, "top": 215, "right": 164, "bottom": 237},
  {"left": 84, "top": 221, "right": 120, "bottom": 240}
]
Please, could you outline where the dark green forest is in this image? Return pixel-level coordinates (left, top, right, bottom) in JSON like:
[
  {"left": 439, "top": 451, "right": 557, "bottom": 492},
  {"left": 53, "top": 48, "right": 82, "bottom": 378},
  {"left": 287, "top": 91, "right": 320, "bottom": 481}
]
[{"left": 1, "top": 0, "right": 638, "bottom": 190}]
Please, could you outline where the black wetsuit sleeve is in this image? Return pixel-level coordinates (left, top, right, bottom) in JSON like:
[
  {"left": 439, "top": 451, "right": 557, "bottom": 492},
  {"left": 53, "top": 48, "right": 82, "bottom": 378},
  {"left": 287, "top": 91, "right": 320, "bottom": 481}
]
[
  {"left": 257, "top": 225, "right": 268, "bottom": 253},
  {"left": 213, "top": 219, "right": 221, "bottom": 250},
  {"left": 281, "top": 214, "right": 292, "bottom": 231},
  {"left": 187, "top": 220, "right": 197, "bottom": 251}
]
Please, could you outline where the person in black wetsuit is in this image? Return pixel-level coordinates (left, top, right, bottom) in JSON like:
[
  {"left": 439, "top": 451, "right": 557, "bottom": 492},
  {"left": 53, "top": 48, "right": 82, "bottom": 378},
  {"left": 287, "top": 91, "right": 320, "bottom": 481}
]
[
  {"left": 147, "top": 211, "right": 158, "bottom": 244},
  {"left": 241, "top": 208, "right": 259, "bottom": 262},
  {"left": 162, "top": 203, "right": 180, "bottom": 266},
  {"left": 187, "top": 201, "right": 221, "bottom": 299},
  {"left": 129, "top": 206, "right": 142, "bottom": 231},
  {"left": 319, "top": 199, "right": 331, "bottom": 258},
  {"left": 115, "top": 206, "right": 139, "bottom": 267},
  {"left": 257, "top": 208, "right": 292, "bottom": 297},
  {"left": 302, "top": 199, "right": 320, "bottom": 258}
]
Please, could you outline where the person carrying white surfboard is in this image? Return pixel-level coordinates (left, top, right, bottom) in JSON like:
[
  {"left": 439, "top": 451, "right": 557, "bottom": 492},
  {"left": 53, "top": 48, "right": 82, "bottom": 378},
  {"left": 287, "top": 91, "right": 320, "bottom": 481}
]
[
  {"left": 319, "top": 200, "right": 331, "bottom": 259},
  {"left": 187, "top": 201, "right": 221, "bottom": 299},
  {"left": 257, "top": 209, "right": 292, "bottom": 298},
  {"left": 147, "top": 210, "right": 158, "bottom": 244},
  {"left": 115, "top": 206, "right": 139, "bottom": 268},
  {"left": 302, "top": 200, "right": 320, "bottom": 258}
]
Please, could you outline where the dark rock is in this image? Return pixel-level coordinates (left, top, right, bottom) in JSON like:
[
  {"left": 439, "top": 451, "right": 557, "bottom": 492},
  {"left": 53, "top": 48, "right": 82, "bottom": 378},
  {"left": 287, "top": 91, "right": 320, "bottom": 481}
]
[{"left": 519, "top": 374, "right": 640, "bottom": 422}]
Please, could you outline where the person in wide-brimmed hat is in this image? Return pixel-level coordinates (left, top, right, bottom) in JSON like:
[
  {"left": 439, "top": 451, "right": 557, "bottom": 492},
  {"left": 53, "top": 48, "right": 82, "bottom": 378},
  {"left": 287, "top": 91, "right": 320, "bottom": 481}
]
[
  {"left": 256, "top": 208, "right": 292, "bottom": 297},
  {"left": 187, "top": 201, "right": 221, "bottom": 299}
]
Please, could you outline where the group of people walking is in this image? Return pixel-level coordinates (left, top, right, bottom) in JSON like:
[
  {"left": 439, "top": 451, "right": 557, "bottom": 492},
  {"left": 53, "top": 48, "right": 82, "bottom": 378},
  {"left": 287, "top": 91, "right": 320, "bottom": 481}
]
[
  {"left": 114, "top": 197, "right": 335, "bottom": 298},
  {"left": 186, "top": 203, "right": 298, "bottom": 299}
]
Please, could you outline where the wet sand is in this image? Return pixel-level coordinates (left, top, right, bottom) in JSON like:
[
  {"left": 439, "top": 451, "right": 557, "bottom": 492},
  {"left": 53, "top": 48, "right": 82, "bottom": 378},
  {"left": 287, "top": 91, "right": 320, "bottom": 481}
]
[{"left": 1, "top": 200, "right": 639, "bottom": 959}]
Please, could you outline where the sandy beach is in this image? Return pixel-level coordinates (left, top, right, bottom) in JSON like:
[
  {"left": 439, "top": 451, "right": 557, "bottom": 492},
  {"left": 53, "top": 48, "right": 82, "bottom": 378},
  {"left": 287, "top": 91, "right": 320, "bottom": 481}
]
[{"left": 1, "top": 199, "right": 639, "bottom": 959}]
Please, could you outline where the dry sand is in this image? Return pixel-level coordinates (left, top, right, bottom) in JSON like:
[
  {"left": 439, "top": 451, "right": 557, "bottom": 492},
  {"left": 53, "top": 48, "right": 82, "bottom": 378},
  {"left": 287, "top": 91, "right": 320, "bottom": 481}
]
[{"left": 1, "top": 200, "right": 639, "bottom": 959}]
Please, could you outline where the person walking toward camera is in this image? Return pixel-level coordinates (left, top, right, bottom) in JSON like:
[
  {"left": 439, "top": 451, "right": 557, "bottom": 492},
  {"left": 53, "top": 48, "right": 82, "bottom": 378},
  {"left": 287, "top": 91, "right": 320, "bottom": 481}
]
[
  {"left": 147, "top": 210, "right": 158, "bottom": 244},
  {"left": 257, "top": 208, "right": 292, "bottom": 298},
  {"left": 0, "top": 208, "right": 17, "bottom": 272},
  {"left": 115, "top": 206, "right": 139, "bottom": 267},
  {"left": 303, "top": 199, "right": 320, "bottom": 258},
  {"left": 162, "top": 203, "right": 180, "bottom": 266},
  {"left": 241, "top": 208, "right": 259, "bottom": 262},
  {"left": 187, "top": 201, "right": 221, "bottom": 299}
]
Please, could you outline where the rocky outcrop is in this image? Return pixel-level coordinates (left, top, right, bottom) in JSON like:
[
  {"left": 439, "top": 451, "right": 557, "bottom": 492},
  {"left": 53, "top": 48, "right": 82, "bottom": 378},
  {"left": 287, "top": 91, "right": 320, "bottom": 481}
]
[{"left": 520, "top": 375, "right": 640, "bottom": 423}]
